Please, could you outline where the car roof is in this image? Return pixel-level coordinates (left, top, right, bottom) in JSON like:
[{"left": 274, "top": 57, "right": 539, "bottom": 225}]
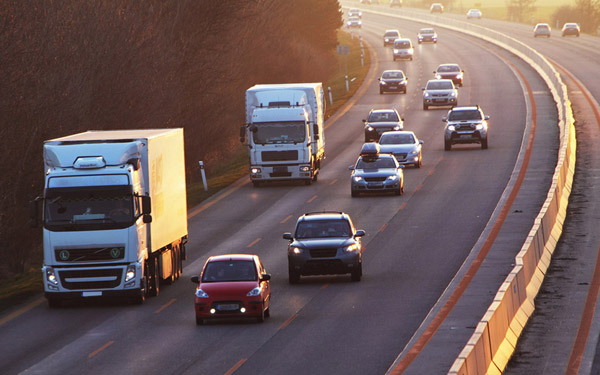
[
  {"left": 385, "top": 29, "right": 400, "bottom": 33},
  {"left": 369, "top": 108, "right": 398, "bottom": 114},
  {"left": 380, "top": 130, "right": 416, "bottom": 136},
  {"left": 395, "top": 38, "right": 411, "bottom": 42},
  {"left": 382, "top": 69, "right": 404, "bottom": 74},
  {"left": 437, "top": 63, "right": 460, "bottom": 68},
  {"left": 420, "top": 28, "right": 435, "bottom": 32},
  {"left": 449, "top": 105, "right": 480, "bottom": 111},
  {"left": 427, "top": 79, "right": 454, "bottom": 84},
  {"left": 207, "top": 254, "right": 257, "bottom": 262},
  {"left": 299, "top": 211, "right": 349, "bottom": 222},
  {"left": 535, "top": 23, "right": 549, "bottom": 27}
]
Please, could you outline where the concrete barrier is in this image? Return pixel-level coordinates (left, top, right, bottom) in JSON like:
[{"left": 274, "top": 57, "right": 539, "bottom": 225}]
[{"left": 345, "top": 5, "right": 576, "bottom": 374}]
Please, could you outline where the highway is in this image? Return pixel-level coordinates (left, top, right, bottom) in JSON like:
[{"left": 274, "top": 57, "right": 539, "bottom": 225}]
[{"left": 2, "top": 4, "right": 593, "bottom": 375}]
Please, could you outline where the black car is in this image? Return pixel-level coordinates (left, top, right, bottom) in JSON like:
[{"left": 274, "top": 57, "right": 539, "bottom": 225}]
[
  {"left": 379, "top": 70, "right": 408, "bottom": 94},
  {"left": 363, "top": 108, "right": 404, "bottom": 142},
  {"left": 283, "top": 212, "right": 366, "bottom": 283}
]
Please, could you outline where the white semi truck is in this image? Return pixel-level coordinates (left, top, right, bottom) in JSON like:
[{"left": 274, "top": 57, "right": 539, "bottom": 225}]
[
  {"left": 241, "top": 83, "right": 326, "bottom": 186},
  {"left": 32, "top": 129, "right": 188, "bottom": 306}
]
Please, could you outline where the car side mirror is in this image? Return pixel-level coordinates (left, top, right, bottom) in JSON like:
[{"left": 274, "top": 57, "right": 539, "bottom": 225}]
[
  {"left": 261, "top": 274, "right": 272, "bottom": 282},
  {"left": 348, "top": 165, "right": 355, "bottom": 171},
  {"left": 419, "top": 140, "right": 424, "bottom": 144},
  {"left": 442, "top": 117, "right": 448, "bottom": 122},
  {"left": 283, "top": 233, "right": 293, "bottom": 240},
  {"left": 362, "top": 119, "right": 367, "bottom": 123},
  {"left": 433, "top": 71, "right": 436, "bottom": 74},
  {"left": 191, "top": 276, "right": 200, "bottom": 284},
  {"left": 421, "top": 88, "right": 425, "bottom": 91},
  {"left": 355, "top": 230, "right": 366, "bottom": 237},
  {"left": 398, "top": 165, "right": 405, "bottom": 169},
  {"left": 484, "top": 116, "right": 490, "bottom": 120}
]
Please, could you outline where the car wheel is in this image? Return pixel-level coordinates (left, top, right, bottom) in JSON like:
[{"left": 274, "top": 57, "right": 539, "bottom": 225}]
[
  {"left": 444, "top": 140, "right": 451, "bottom": 151},
  {"left": 380, "top": 88, "right": 384, "bottom": 94},
  {"left": 257, "top": 307, "right": 265, "bottom": 323},
  {"left": 351, "top": 264, "right": 362, "bottom": 282},
  {"left": 423, "top": 104, "right": 428, "bottom": 110},
  {"left": 196, "top": 316, "right": 204, "bottom": 325},
  {"left": 415, "top": 156, "right": 422, "bottom": 168},
  {"left": 264, "top": 306, "right": 270, "bottom": 318},
  {"left": 289, "top": 268, "right": 300, "bottom": 284},
  {"left": 351, "top": 189, "right": 359, "bottom": 197},
  {"left": 481, "top": 138, "right": 488, "bottom": 149}
]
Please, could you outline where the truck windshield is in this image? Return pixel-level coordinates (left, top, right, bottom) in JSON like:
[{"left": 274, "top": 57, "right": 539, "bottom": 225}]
[
  {"left": 44, "top": 186, "right": 135, "bottom": 231},
  {"left": 252, "top": 121, "right": 306, "bottom": 144}
]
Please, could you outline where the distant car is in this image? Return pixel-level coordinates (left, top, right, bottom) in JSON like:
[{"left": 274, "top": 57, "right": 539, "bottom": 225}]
[
  {"left": 418, "top": 28, "right": 438, "bottom": 44},
  {"left": 393, "top": 38, "right": 414, "bottom": 61},
  {"left": 378, "top": 131, "right": 423, "bottom": 168},
  {"left": 430, "top": 3, "right": 444, "bottom": 13},
  {"left": 443, "top": 105, "right": 489, "bottom": 150},
  {"left": 562, "top": 23, "right": 580, "bottom": 36},
  {"left": 533, "top": 23, "right": 551, "bottom": 37},
  {"left": 379, "top": 69, "right": 408, "bottom": 94},
  {"left": 191, "top": 254, "right": 271, "bottom": 325},
  {"left": 434, "top": 63, "right": 464, "bottom": 86},
  {"left": 348, "top": 8, "right": 362, "bottom": 18},
  {"left": 349, "top": 143, "right": 404, "bottom": 197},
  {"left": 283, "top": 211, "right": 366, "bottom": 283},
  {"left": 466, "top": 9, "right": 482, "bottom": 19},
  {"left": 390, "top": 0, "right": 403, "bottom": 7},
  {"left": 363, "top": 108, "right": 404, "bottom": 142},
  {"left": 422, "top": 79, "right": 458, "bottom": 110},
  {"left": 383, "top": 29, "right": 401, "bottom": 46},
  {"left": 347, "top": 16, "right": 362, "bottom": 28}
]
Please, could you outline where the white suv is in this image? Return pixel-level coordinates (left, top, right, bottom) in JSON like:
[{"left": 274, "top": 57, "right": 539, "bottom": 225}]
[{"left": 443, "top": 105, "right": 489, "bottom": 150}]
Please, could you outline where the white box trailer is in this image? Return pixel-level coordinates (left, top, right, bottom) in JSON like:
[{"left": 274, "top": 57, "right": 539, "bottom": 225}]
[{"left": 36, "top": 128, "right": 188, "bottom": 306}]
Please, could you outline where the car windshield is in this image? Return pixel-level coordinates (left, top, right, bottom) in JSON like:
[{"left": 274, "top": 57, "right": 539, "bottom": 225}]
[
  {"left": 420, "top": 29, "right": 434, "bottom": 34},
  {"left": 437, "top": 65, "right": 459, "bottom": 72},
  {"left": 385, "top": 31, "right": 399, "bottom": 37},
  {"left": 295, "top": 220, "right": 351, "bottom": 239},
  {"left": 536, "top": 25, "right": 549, "bottom": 30},
  {"left": 448, "top": 109, "right": 482, "bottom": 121},
  {"left": 368, "top": 111, "right": 399, "bottom": 122},
  {"left": 379, "top": 133, "right": 414, "bottom": 145},
  {"left": 382, "top": 71, "right": 404, "bottom": 79},
  {"left": 356, "top": 157, "right": 397, "bottom": 169},
  {"left": 202, "top": 260, "right": 257, "bottom": 282},
  {"left": 427, "top": 81, "right": 453, "bottom": 90},
  {"left": 252, "top": 121, "right": 306, "bottom": 144},
  {"left": 394, "top": 41, "right": 411, "bottom": 48}
]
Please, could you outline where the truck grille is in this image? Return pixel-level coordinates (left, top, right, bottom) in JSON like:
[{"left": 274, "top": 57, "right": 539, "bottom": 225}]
[
  {"left": 262, "top": 150, "right": 298, "bottom": 161},
  {"left": 55, "top": 247, "right": 125, "bottom": 262},
  {"left": 310, "top": 248, "right": 338, "bottom": 258},
  {"left": 59, "top": 268, "right": 123, "bottom": 290}
]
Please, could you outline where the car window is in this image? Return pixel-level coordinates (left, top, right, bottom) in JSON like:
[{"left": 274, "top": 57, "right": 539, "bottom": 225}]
[
  {"left": 379, "top": 133, "right": 414, "bottom": 145},
  {"left": 368, "top": 111, "right": 399, "bottom": 122},
  {"left": 394, "top": 41, "right": 411, "bottom": 48},
  {"left": 202, "top": 260, "right": 258, "bottom": 282},
  {"left": 385, "top": 31, "right": 399, "bottom": 37},
  {"left": 427, "top": 81, "right": 453, "bottom": 90},
  {"left": 448, "top": 109, "right": 482, "bottom": 121},
  {"left": 438, "top": 65, "right": 459, "bottom": 72},
  {"left": 295, "top": 220, "right": 351, "bottom": 239},
  {"left": 356, "top": 157, "right": 396, "bottom": 169},
  {"left": 382, "top": 71, "right": 404, "bottom": 79}
]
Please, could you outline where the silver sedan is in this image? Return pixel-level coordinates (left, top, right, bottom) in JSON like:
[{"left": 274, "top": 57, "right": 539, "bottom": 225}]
[{"left": 378, "top": 131, "right": 423, "bottom": 168}]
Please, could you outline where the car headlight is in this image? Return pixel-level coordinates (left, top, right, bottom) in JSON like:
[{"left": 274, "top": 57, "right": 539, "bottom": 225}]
[
  {"left": 247, "top": 286, "right": 262, "bottom": 297},
  {"left": 408, "top": 150, "right": 418, "bottom": 156},
  {"left": 195, "top": 288, "right": 209, "bottom": 298},
  {"left": 436, "top": 74, "right": 442, "bottom": 79},
  {"left": 46, "top": 267, "right": 58, "bottom": 286},
  {"left": 353, "top": 176, "right": 363, "bottom": 182},
  {"left": 393, "top": 49, "right": 399, "bottom": 53},
  {"left": 344, "top": 243, "right": 359, "bottom": 252},
  {"left": 380, "top": 81, "right": 387, "bottom": 85},
  {"left": 393, "top": 125, "right": 401, "bottom": 130},
  {"left": 366, "top": 125, "right": 374, "bottom": 131},
  {"left": 457, "top": 73, "right": 463, "bottom": 79},
  {"left": 476, "top": 124, "right": 484, "bottom": 130},
  {"left": 291, "top": 247, "right": 304, "bottom": 254},
  {"left": 424, "top": 92, "right": 430, "bottom": 98},
  {"left": 125, "top": 264, "right": 136, "bottom": 282},
  {"left": 450, "top": 92, "right": 457, "bottom": 97},
  {"left": 387, "top": 175, "right": 398, "bottom": 181},
  {"left": 447, "top": 125, "right": 456, "bottom": 131}
]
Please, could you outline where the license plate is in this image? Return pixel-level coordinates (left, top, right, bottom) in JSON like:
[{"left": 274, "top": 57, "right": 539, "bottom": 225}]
[
  {"left": 460, "top": 134, "right": 473, "bottom": 139},
  {"left": 389, "top": 86, "right": 398, "bottom": 90},
  {"left": 217, "top": 304, "right": 239, "bottom": 311},
  {"left": 433, "top": 99, "right": 446, "bottom": 103},
  {"left": 368, "top": 183, "right": 383, "bottom": 188},
  {"left": 273, "top": 166, "right": 288, "bottom": 173},
  {"left": 82, "top": 291, "right": 102, "bottom": 297}
]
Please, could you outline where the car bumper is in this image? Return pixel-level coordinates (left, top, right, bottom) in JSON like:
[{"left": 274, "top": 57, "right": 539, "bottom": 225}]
[
  {"left": 418, "top": 37, "right": 437, "bottom": 42},
  {"left": 194, "top": 296, "right": 267, "bottom": 319},
  {"left": 380, "top": 83, "right": 407, "bottom": 92},
  {"left": 393, "top": 153, "right": 420, "bottom": 165},
  {"left": 445, "top": 131, "right": 487, "bottom": 144},
  {"left": 289, "top": 252, "right": 360, "bottom": 276},
  {"left": 393, "top": 53, "right": 413, "bottom": 59},
  {"left": 423, "top": 97, "right": 457, "bottom": 106},
  {"left": 351, "top": 178, "right": 401, "bottom": 193}
]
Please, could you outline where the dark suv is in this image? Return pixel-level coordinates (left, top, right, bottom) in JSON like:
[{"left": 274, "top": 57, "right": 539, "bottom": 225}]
[
  {"left": 443, "top": 105, "right": 489, "bottom": 150},
  {"left": 283, "top": 212, "right": 366, "bottom": 283}
]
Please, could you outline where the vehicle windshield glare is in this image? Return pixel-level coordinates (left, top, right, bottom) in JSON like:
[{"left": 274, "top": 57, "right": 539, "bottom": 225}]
[
  {"left": 295, "top": 220, "right": 351, "bottom": 239},
  {"left": 427, "top": 81, "right": 453, "bottom": 90},
  {"left": 420, "top": 29, "right": 434, "bottom": 34},
  {"left": 394, "top": 41, "right": 411, "bottom": 48},
  {"left": 448, "top": 109, "right": 482, "bottom": 121},
  {"left": 382, "top": 71, "right": 404, "bottom": 79},
  {"left": 438, "top": 65, "right": 459, "bottom": 72},
  {"left": 356, "top": 157, "right": 396, "bottom": 169},
  {"left": 202, "top": 260, "right": 257, "bottom": 282},
  {"left": 368, "top": 112, "right": 399, "bottom": 122},
  {"left": 379, "top": 133, "right": 414, "bottom": 145},
  {"left": 385, "top": 31, "right": 399, "bottom": 37},
  {"left": 252, "top": 121, "right": 306, "bottom": 144}
]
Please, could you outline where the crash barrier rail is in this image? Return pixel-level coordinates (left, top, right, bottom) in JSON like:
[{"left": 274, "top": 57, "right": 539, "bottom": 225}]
[{"left": 349, "top": 5, "right": 576, "bottom": 374}]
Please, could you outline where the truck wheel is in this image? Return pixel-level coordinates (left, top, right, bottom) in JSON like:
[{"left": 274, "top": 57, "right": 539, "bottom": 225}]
[
  {"left": 444, "top": 140, "right": 451, "bottom": 151},
  {"left": 149, "top": 257, "right": 160, "bottom": 297},
  {"left": 313, "top": 173, "right": 318, "bottom": 182},
  {"left": 132, "top": 290, "right": 145, "bottom": 305},
  {"left": 481, "top": 139, "right": 488, "bottom": 149},
  {"left": 304, "top": 179, "right": 312, "bottom": 185},
  {"left": 252, "top": 181, "right": 261, "bottom": 188},
  {"left": 47, "top": 297, "right": 62, "bottom": 309}
]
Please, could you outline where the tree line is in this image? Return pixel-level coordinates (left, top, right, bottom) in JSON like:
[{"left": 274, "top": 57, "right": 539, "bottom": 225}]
[{"left": 0, "top": 0, "right": 342, "bottom": 276}]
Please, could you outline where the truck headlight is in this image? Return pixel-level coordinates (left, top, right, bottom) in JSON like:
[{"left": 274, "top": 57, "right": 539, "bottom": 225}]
[
  {"left": 450, "top": 92, "right": 457, "bottom": 97},
  {"left": 195, "top": 288, "right": 209, "bottom": 298},
  {"left": 299, "top": 166, "right": 310, "bottom": 172},
  {"left": 46, "top": 267, "right": 58, "bottom": 286},
  {"left": 125, "top": 264, "right": 136, "bottom": 282},
  {"left": 251, "top": 168, "right": 261, "bottom": 174}
]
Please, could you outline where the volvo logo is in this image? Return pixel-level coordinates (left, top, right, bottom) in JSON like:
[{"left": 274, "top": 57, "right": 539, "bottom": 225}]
[
  {"left": 110, "top": 248, "right": 121, "bottom": 259},
  {"left": 58, "top": 250, "right": 70, "bottom": 261}
]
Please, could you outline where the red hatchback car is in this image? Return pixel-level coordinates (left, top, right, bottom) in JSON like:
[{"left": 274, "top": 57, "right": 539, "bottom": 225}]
[{"left": 191, "top": 254, "right": 271, "bottom": 325}]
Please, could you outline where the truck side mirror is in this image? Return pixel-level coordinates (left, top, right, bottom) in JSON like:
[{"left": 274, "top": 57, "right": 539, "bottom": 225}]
[
  {"left": 141, "top": 195, "right": 151, "bottom": 215},
  {"left": 29, "top": 197, "right": 41, "bottom": 228},
  {"left": 239, "top": 126, "right": 246, "bottom": 143},
  {"left": 313, "top": 124, "right": 319, "bottom": 140}
]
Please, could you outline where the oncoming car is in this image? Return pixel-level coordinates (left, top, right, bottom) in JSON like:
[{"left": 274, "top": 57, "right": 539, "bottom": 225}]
[
  {"left": 418, "top": 28, "right": 437, "bottom": 44},
  {"left": 191, "top": 254, "right": 271, "bottom": 325},
  {"left": 466, "top": 9, "right": 482, "bottom": 19},
  {"left": 561, "top": 23, "right": 580, "bottom": 37},
  {"left": 379, "top": 69, "right": 408, "bottom": 94},
  {"left": 283, "top": 211, "right": 366, "bottom": 283},
  {"left": 349, "top": 143, "right": 404, "bottom": 197},
  {"left": 347, "top": 16, "right": 362, "bottom": 28},
  {"left": 533, "top": 23, "right": 551, "bottom": 37},
  {"left": 430, "top": 3, "right": 444, "bottom": 13},
  {"left": 383, "top": 29, "right": 401, "bottom": 46},
  {"left": 363, "top": 108, "right": 404, "bottom": 142},
  {"left": 348, "top": 8, "right": 362, "bottom": 18},
  {"left": 422, "top": 79, "right": 458, "bottom": 110},
  {"left": 392, "top": 38, "right": 414, "bottom": 61},
  {"left": 434, "top": 63, "right": 464, "bottom": 86},
  {"left": 378, "top": 131, "right": 423, "bottom": 168},
  {"left": 443, "top": 105, "right": 490, "bottom": 150}
]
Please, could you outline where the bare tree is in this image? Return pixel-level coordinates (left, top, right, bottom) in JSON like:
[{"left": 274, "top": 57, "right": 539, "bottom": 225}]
[
  {"left": 506, "top": 0, "right": 537, "bottom": 23},
  {"left": 575, "top": 0, "right": 600, "bottom": 32}
]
